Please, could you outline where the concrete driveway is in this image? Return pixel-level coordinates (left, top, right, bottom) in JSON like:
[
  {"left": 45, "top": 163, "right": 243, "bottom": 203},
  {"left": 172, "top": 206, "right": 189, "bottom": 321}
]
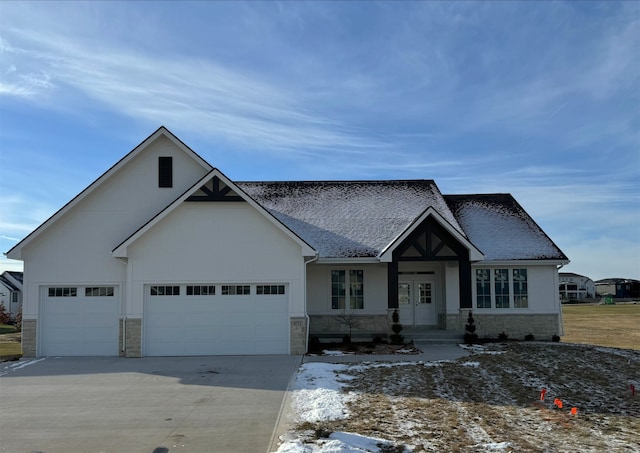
[{"left": 0, "top": 355, "right": 301, "bottom": 453}]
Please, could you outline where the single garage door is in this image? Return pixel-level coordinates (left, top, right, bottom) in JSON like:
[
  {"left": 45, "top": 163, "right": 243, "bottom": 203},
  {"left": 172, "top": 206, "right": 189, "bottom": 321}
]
[
  {"left": 40, "top": 285, "right": 120, "bottom": 356},
  {"left": 145, "top": 283, "right": 289, "bottom": 356}
]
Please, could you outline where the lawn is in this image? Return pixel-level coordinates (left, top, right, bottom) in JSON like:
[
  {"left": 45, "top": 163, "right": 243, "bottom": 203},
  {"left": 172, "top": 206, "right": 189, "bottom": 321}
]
[
  {"left": 0, "top": 325, "right": 22, "bottom": 360},
  {"left": 277, "top": 343, "right": 640, "bottom": 452},
  {"left": 561, "top": 303, "right": 640, "bottom": 350}
]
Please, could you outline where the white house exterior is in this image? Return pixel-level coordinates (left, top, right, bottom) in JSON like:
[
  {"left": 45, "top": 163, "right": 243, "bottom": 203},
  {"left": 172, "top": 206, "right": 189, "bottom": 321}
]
[
  {"left": 559, "top": 273, "right": 595, "bottom": 301},
  {"left": 0, "top": 271, "right": 23, "bottom": 321},
  {"left": 5, "top": 127, "right": 569, "bottom": 357}
]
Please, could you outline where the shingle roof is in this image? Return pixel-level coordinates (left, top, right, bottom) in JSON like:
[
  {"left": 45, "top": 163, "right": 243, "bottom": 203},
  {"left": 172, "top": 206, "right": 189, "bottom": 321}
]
[
  {"left": 238, "top": 180, "right": 463, "bottom": 259},
  {"left": 444, "top": 194, "right": 568, "bottom": 261},
  {"left": 0, "top": 275, "right": 19, "bottom": 291}
]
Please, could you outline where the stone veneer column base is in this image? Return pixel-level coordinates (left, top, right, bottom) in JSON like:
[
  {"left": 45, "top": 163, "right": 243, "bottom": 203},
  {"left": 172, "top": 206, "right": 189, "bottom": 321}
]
[
  {"left": 290, "top": 317, "right": 308, "bottom": 355},
  {"left": 445, "top": 311, "right": 561, "bottom": 340},
  {"left": 21, "top": 319, "right": 37, "bottom": 358},
  {"left": 119, "top": 318, "right": 142, "bottom": 358}
]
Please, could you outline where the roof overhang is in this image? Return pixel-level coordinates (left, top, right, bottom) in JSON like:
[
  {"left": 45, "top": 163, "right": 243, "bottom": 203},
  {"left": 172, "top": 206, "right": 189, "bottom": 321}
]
[
  {"left": 473, "top": 259, "right": 570, "bottom": 267},
  {"left": 112, "top": 169, "right": 317, "bottom": 258},
  {"left": 378, "top": 206, "right": 485, "bottom": 263},
  {"left": 5, "top": 126, "right": 212, "bottom": 261}
]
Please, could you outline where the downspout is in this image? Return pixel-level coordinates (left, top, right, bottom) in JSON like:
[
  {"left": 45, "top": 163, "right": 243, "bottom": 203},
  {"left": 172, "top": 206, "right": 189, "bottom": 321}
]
[
  {"left": 303, "top": 253, "right": 319, "bottom": 352},
  {"left": 122, "top": 316, "right": 127, "bottom": 354},
  {"left": 115, "top": 257, "right": 128, "bottom": 355},
  {"left": 557, "top": 263, "right": 566, "bottom": 336}
]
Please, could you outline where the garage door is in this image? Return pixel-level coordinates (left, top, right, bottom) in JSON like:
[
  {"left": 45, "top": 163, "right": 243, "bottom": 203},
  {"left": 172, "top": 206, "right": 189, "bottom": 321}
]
[
  {"left": 144, "top": 283, "right": 289, "bottom": 356},
  {"left": 41, "top": 286, "right": 120, "bottom": 356}
]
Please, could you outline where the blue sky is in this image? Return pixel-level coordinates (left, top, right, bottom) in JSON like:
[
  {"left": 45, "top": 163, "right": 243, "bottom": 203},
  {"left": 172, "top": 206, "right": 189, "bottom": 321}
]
[{"left": 1, "top": 1, "right": 638, "bottom": 281}]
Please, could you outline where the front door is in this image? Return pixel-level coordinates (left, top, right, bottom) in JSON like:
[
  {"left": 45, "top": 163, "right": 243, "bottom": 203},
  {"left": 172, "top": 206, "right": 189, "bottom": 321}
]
[{"left": 398, "top": 279, "right": 437, "bottom": 326}]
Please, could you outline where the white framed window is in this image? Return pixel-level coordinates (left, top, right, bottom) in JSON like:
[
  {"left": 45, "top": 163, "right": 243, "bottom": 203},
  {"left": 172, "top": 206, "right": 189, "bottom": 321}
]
[
  {"left": 221, "top": 285, "right": 250, "bottom": 295},
  {"left": 186, "top": 285, "right": 215, "bottom": 296},
  {"left": 48, "top": 287, "right": 77, "bottom": 297},
  {"left": 331, "top": 270, "right": 364, "bottom": 309},
  {"left": 475, "top": 269, "right": 491, "bottom": 308},
  {"left": 85, "top": 287, "right": 115, "bottom": 297},
  {"left": 150, "top": 286, "right": 180, "bottom": 296},
  {"left": 474, "top": 268, "right": 528, "bottom": 309},
  {"left": 256, "top": 285, "right": 285, "bottom": 295}
]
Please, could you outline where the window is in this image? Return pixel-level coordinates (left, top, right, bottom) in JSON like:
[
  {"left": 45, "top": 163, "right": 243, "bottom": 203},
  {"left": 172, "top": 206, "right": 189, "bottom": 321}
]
[
  {"left": 150, "top": 286, "right": 180, "bottom": 296},
  {"left": 418, "top": 283, "right": 432, "bottom": 304},
  {"left": 158, "top": 156, "right": 173, "bottom": 188},
  {"left": 494, "top": 269, "right": 510, "bottom": 308},
  {"left": 331, "top": 270, "right": 364, "bottom": 309},
  {"left": 513, "top": 269, "right": 528, "bottom": 308},
  {"left": 476, "top": 269, "right": 491, "bottom": 308},
  {"left": 475, "top": 268, "right": 528, "bottom": 309},
  {"left": 186, "top": 285, "right": 215, "bottom": 295},
  {"left": 85, "top": 287, "right": 114, "bottom": 297},
  {"left": 48, "top": 287, "right": 77, "bottom": 297},
  {"left": 256, "top": 285, "right": 285, "bottom": 295},
  {"left": 11, "top": 292, "right": 18, "bottom": 303},
  {"left": 221, "top": 285, "right": 250, "bottom": 295}
]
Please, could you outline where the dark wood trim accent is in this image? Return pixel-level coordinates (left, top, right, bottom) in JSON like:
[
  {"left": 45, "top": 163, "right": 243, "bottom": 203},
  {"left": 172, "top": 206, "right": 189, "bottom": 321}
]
[
  {"left": 388, "top": 261, "right": 399, "bottom": 309},
  {"left": 186, "top": 175, "right": 246, "bottom": 202},
  {"left": 459, "top": 257, "right": 472, "bottom": 309}
]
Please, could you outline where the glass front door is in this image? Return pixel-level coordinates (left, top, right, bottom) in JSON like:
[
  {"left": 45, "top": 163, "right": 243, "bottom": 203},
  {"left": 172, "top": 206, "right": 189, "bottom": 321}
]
[{"left": 398, "top": 279, "right": 437, "bottom": 326}]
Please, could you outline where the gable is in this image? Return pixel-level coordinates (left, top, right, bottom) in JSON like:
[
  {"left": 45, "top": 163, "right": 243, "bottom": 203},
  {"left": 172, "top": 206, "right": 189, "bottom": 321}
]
[
  {"left": 378, "top": 207, "right": 484, "bottom": 262},
  {"left": 112, "top": 170, "right": 316, "bottom": 258},
  {"left": 6, "top": 127, "right": 212, "bottom": 261}
]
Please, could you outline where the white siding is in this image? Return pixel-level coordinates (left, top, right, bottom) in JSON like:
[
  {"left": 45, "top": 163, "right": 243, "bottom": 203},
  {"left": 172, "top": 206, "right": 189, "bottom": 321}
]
[
  {"left": 306, "top": 263, "right": 388, "bottom": 315},
  {"left": 20, "top": 136, "right": 209, "bottom": 321},
  {"left": 126, "top": 201, "right": 306, "bottom": 354}
]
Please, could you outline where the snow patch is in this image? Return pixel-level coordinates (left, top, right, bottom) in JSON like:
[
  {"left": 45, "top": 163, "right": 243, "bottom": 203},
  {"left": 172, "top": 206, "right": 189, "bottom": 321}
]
[{"left": 0, "top": 358, "right": 46, "bottom": 376}]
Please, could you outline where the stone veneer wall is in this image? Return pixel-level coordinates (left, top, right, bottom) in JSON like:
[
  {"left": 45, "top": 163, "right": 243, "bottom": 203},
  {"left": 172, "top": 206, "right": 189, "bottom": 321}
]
[
  {"left": 445, "top": 310, "right": 561, "bottom": 340},
  {"left": 118, "top": 318, "right": 142, "bottom": 358},
  {"left": 309, "top": 314, "right": 389, "bottom": 340},
  {"left": 290, "top": 317, "right": 308, "bottom": 355},
  {"left": 21, "top": 319, "right": 37, "bottom": 358}
]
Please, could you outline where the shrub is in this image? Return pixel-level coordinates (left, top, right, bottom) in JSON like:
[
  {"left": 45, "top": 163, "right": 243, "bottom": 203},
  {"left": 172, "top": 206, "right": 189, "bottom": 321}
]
[
  {"left": 498, "top": 332, "right": 509, "bottom": 341},
  {"left": 524, "top": 333, "right": 535, "bottom": 341},
  {"left": 0, "top": 303, "right": 10, "bottom": 325},
  {"left": 390, "top": 309, "right": 404, "bottom": 345},
  {"left": 464, "top": 311, "right": 478, "bottom": 344},
  {"left": 342, "top": 334, "right": 351, "bottom": 345},
  {"left": 372, "top": 335, "right": 383, "bottom": 344},
  {"left": 551, "top": 334, "right": 560, "bottom": 342}
]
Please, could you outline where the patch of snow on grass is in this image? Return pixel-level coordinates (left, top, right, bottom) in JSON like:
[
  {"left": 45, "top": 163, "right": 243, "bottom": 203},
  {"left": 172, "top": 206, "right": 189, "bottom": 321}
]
[
  {"left": 462, "top": 361, "right": 480, "bottom": 367},
  {"left": 291, "top": 362, "right": 353, "bottom": 423}
]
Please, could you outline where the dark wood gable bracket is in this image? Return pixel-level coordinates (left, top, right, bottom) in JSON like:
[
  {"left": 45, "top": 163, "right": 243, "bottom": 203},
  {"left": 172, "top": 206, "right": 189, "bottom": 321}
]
[
  {"left": 387, "top": 216, "right": 472, "bottom": 310},
  {"left": 186, "top": 175, "right": 245, "bottom": 202}
]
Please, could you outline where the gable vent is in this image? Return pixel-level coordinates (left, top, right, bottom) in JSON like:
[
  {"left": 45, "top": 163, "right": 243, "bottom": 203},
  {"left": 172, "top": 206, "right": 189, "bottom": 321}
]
[{"left": 158, "top": 156, "right": 173, "bottom": 188}]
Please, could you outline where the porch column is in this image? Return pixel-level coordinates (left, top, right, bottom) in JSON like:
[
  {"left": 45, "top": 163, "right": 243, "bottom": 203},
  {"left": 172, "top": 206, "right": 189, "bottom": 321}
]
[
  {"left": 387, "top": 261, "right": 398, "bottom": 308},
  {"left": 459, "top": 259, "right": 472, "bottom": 309}
]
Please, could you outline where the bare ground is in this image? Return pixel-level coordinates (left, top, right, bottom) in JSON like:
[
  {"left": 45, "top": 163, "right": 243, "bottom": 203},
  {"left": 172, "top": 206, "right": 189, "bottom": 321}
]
[{"left": 302, "top": 343, "right": 640, "bottom": 452}]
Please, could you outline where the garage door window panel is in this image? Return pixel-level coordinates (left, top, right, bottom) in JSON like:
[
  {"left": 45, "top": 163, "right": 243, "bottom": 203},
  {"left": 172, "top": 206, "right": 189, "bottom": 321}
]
[
  {"left": 85, "top": 287, "right": 114, "bottom": 297},
  {"left": 150, "top": 286, "right": 180, "bottom": 296},
  {"left": 257, "top": 285, "right": 285, "bottom": 295},
  {"left": 48, "top": 287, "right": 77, "bottom": 297},
  {"left": 221, "top": 285, "right": 250, "bottom": 295},
  {"left": 186, "top": 285, "right": 216, "bottom": 296}
]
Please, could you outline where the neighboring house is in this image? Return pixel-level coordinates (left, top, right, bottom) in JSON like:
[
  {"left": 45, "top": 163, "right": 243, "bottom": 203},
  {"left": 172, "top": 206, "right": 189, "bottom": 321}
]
[
  {"left": 559, "top": 272, "right": 595, "bottom": 301},
  {"left": 595, "top": 278, "right": 640, "bottom": 299},
  {"left": 4, "top": 127, "right": 569, "bottom": 358},
  {"left": 0, "top": 271, "right": 23, "bottom": 321}
]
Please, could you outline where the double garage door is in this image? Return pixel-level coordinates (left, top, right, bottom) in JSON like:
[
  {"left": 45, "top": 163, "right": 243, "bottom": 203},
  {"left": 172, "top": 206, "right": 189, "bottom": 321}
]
[
  {"left": 145, "top": 283, "right": 290, "bottom": 356},
  {"left": 40, "top": 283, "right": 290, "bottom": 356},
  {"left": 41, "top": 286, "right": 120, "bottom": 356}
]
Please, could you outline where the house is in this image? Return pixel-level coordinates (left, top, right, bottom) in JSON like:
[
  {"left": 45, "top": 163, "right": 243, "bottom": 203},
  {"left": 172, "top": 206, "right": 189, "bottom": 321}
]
[
  {"left": 595, "top": 278, "right": 640, "bottom": 300},
  {"left": 0, "top": 271, "right": 23, "bottom": 321},
  {"left": 559, "top": 272, "right": 595, "bottom": 301},
  {"left": 5, "top": 127, "right": 569, "bottom": 357}
]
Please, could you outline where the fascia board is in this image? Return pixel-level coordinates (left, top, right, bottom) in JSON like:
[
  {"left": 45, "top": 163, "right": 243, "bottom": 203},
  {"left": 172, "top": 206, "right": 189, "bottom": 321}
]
[
  {"left": 316, "top": 257, "right": 381, "bottom": 264},
  {"left": 378, "top": 207, "right": 484, "bottom": 262},
  {"left": 6, "top": 126, "right": 212, "bottom": 260}
]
